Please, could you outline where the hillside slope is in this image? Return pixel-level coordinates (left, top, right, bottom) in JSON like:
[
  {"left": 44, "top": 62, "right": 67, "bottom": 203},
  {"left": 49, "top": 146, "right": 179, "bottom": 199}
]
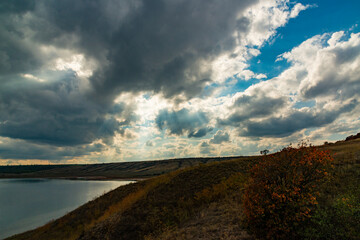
[
  {"left": 6, "top": 156, "right": 258, "bottom": 240},
  {"left": 6, "top": 139, "right": 360, "bottom": 240}
]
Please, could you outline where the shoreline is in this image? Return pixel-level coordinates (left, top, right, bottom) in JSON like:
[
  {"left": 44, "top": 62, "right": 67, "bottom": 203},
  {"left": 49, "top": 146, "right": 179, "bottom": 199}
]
[
  {"left": 0, "top": 178, "right": 134, "bottom": 240},
  {"left": 0, "top": 176, "right": 148, "bottom": 181}
]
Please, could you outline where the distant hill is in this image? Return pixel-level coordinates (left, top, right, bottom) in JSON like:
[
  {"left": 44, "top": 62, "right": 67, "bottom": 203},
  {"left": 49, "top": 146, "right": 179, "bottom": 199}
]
[
  {"left": 5, "top": 137, "right": 360, "bottom": 240},
  {"left": 0, "top": 156, "right": 244, "bottom": 180},
  {"left": 345, "top": 132, "right": 360, "bottom": 141}
]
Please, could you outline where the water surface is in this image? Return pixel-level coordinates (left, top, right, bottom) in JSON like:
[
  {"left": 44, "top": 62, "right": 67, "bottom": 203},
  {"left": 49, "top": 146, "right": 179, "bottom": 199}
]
[{"left": 0, "top": 178, "right": 132, "bottom": 239}]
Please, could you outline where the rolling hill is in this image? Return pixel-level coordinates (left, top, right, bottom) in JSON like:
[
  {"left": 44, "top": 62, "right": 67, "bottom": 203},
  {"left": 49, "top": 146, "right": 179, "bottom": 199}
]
[{"left": 0, "top": 156, "right": 242, "bottom": 180}]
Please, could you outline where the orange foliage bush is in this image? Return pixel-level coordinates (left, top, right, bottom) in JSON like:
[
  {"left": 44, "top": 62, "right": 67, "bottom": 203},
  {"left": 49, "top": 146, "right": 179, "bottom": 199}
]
[{"left": 242, "top": 143, "right": 333, "bottom": 239}]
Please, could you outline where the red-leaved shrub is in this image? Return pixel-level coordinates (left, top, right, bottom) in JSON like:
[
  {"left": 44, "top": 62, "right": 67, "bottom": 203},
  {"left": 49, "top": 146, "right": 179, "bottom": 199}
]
[{"left": 243, "top": 143, "right": 333, "bottom": 239}]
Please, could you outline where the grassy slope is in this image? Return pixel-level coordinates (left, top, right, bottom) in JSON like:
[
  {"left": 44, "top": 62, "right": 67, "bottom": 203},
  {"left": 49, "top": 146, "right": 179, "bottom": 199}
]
[
  {"left": 6, "top": 139, "right": 360, "bottom": 240},
  {"left": 5, "top": 156, "right": 258, "bottom": 240}
]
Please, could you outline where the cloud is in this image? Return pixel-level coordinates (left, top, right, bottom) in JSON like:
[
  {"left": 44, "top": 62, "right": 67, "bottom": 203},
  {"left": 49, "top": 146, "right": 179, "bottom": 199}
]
[
  {"left": 277, "top": 32, "right": 360, "bottom": 101},
  {"left": 210, "top": 0, "right": 308, "bottom": 84},
  {"left": 199, "top": 141, "right": 213, "bottom": 155},
  {"left": 0, "top": 0, "right": 305, "bottom": 102},
  {"left": 210, "top": 130, "right": 230, "bottom": 144},
  {"left": 219, "top": 85, "right": 287, "bottom": 126},
  {"left": 4, "top": 0, "right": 351, "bottom": 162},
  {"left": 146, "top": 140, "right": 154, "bottom": 147},
  {"left": 238, "top": 0, "right": 310, "bottom": 47},
  {"left": 289, "top": 3, "right": 312, "bottom": 19},
  {"left": 20, "top": 0, "right": 260, "bottom": 102},
  {"left": 0, "top": 0, "right": 265, "bottom": 161},
  {"left": 236, "top": 70, "right": 267, "bottom": 81},
  {"left": 0, "top": 137, "right": 105, "bottom": 160},
  {"left": 0, "top": 72, "right": 137, "bottom": 146},
  {"left": 300, "top": 33, "right": 360, "bottom": 100},
  {"left": 188, "top": 127, "right": 213, "bottom": 138},
  {"left": 218, "top": 30, "right": 360, "bottom": 140},
  {"left": 155, "top": 108, "right": 211, "bottom": 138},
  {"left": 241, "top": 100, "right": 357, "bottom": 137}
]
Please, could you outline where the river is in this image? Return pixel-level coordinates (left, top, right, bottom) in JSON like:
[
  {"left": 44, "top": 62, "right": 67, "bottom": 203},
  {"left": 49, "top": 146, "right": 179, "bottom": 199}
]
[{"left": 0, "top": 178, "right": 133, "bottom": 239}]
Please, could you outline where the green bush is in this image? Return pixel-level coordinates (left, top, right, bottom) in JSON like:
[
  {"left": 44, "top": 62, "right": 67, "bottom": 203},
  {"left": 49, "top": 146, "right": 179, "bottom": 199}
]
[{"left": 302, "top": 191, "right": 360, "bottom": 239}]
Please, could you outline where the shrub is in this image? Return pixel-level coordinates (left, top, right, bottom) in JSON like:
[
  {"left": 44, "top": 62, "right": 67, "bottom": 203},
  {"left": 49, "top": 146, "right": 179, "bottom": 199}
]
[
  {"left": 303, "top": 193, "right": 360, "bottom": 239},
  {"left": 242, "top": 143, "right": 333, "bottom": 239}
]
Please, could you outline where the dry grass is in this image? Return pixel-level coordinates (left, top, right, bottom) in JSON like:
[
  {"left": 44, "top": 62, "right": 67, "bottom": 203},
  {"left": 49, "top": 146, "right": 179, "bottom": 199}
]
[
  {"left": 321, "top": 138, "right": 360, "bottom": 164},
  {"left": 146, "top": 194, "right": 252, "bottom": 240},
  {"left": 78, "top": 159, "right": 256, "bottom": 240}
]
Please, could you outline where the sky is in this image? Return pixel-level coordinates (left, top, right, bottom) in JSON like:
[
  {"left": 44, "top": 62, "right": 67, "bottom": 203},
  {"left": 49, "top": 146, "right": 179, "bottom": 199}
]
[{"left": 0, "top": 0, "right": 359, "bottom": 165}]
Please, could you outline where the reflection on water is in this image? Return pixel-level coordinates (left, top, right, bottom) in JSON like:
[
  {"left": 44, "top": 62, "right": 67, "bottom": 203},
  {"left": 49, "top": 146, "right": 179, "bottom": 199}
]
[{"left": 0, "top": 179, "right": 133, "bottom": 239}]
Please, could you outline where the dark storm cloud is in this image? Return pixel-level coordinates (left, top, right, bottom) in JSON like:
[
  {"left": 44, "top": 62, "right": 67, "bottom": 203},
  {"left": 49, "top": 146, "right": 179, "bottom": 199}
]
[
  {"left": 241, "top": 100, "right": 357, "bottom": 137},
  {"left": 200, "top": 141, "right": 210, "bottom": 147},
  {"left": 300, "top": 71, "right": 360, "bottom": 101},
  {"left": 210, "top": 130, "right": 230, "bottom": 144},
  {"left": 0, "top": 72, "right": 136, "bottom": 146},
  {"left": 1, "top": 0, "right": 255, "bottom": 101},
  {"left": 188, "top": 127, "right": 213, "bottom": 138},
  {"left": 301, "top": 79, "right": 360, "bottom": 101},
  {"left": 155, "top": 108, "right": 210, "bottom": 137},
  {"left": 0, "top": 21, "right": 40, "bottom": 75},
  {"left": 218, "top": 94, "right": 286, "bottom": 126},
  {"left": 84, "top": 0, "right": 254, "bottom": 101},
  {"left": 0, "top": 139, "right": 105, "bottom": 160},
  {"left": 0, "top": 0, "right": 257, "bottom": 160},
  {"left": 0, "top": 0, "right": 35, "bottom": 14}
]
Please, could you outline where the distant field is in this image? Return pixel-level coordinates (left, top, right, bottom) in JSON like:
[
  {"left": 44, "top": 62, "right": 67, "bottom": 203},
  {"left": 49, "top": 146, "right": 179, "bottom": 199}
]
[{"left": 0, "top": 156, "right": 245, "bottom": 180}]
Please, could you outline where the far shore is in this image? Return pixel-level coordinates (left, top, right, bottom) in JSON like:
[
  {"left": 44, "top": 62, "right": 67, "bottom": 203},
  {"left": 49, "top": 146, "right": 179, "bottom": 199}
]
[
  {"left": 0, "top": 156, "right": 244, "bottom": 183},
  {"left": 0, "top": 176, "right": 146, "bottom": 181}
]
